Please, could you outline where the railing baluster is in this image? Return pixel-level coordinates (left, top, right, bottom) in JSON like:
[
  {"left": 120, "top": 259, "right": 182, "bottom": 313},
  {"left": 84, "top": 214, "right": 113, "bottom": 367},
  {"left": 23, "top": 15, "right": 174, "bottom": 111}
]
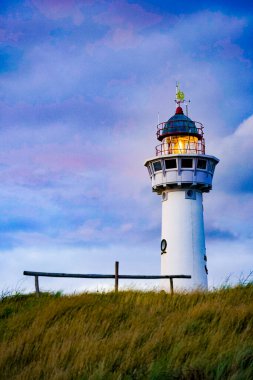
[
  {"left": 115, "top": 261, "right": 119, "bottom": 292},
  {"left": 35, "top": 275, "right": 40, "bottom": 297},
  {"left": 169, "top": 278, "right": 174, "bottom": 295}
]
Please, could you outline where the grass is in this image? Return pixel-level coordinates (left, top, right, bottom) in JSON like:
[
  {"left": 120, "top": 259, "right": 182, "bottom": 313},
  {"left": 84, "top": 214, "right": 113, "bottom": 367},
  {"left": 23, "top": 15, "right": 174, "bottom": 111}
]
[{"left": 0, "top": 285, "right": 252, "bottom": 379}]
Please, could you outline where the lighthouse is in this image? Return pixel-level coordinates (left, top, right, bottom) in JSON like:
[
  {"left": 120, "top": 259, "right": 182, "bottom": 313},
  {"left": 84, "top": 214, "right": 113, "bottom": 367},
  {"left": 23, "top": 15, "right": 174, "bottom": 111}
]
[{"left": 144, "top": 84, "right": 219, "bottom": 291}]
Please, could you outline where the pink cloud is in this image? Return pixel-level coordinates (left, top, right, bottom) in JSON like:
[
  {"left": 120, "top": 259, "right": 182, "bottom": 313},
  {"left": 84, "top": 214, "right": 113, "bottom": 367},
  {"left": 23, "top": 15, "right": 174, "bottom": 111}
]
[
  {"left": 31, "top": 0, "right": 84, "bottom": 25},
  {"left": 87, "top": 0, "right": 162, "bottom": 50},
  {"left": 214, "top": 38, "right": 250, "bottom": 65},
  {"left": 94, "top": 0, "right": 162, "bottom": 29},
  {"left": 0, "top": 27, "right": 22, "bottom": 43}
]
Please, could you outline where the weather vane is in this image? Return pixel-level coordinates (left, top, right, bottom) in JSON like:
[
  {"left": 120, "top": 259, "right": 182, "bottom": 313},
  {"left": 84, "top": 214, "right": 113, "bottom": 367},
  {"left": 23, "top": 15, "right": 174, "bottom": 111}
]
[
  {"left": 175, "top": 81, "right": 190, "bottom": 116},
  {"left": 175, "top": 81, "right": 185, "bottom": 105}
]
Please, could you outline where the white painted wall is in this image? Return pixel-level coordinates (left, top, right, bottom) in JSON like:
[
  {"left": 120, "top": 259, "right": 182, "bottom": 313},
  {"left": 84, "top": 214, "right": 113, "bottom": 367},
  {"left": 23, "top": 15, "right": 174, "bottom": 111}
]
[{"left": 161, "top": 189, "right": 207, "bottom": 291}]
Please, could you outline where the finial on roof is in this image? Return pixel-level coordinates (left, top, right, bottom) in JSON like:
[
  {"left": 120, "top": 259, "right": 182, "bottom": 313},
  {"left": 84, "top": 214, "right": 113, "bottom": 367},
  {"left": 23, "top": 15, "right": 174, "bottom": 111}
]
[{"left": 175, "top": 106, "right": 184, "bottom": 114}]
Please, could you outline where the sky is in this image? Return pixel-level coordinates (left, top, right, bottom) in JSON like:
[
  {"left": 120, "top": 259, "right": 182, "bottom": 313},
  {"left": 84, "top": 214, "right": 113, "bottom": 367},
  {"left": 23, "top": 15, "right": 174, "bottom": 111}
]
[{"left": 1, "top": 0, "right": 253, "bottom": 293}]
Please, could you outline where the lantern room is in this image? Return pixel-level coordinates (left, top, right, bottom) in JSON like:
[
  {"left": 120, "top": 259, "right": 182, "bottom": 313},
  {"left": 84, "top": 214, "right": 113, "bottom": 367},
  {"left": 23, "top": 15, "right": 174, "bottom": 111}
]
[{"left": 156, "top": 107, "right": 205, "bottom": 156}]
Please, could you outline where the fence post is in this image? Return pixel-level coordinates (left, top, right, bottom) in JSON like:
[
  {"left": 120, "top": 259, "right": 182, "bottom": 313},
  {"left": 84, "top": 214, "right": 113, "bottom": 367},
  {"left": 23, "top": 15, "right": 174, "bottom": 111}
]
[
  {"left": 35, "top": 275, "right": 40, "bottom": 297},
  {"left": 115, "top": 261, "right": 119, "bottom": 292},
  {"left": 170, "top": 278, "right": 174, "bottom": 295}
]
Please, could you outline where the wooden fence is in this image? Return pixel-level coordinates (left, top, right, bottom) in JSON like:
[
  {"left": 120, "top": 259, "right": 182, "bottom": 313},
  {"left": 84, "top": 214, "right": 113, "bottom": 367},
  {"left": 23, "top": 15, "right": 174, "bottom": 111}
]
[{"left": 24, "top": 261, "right": 191, "bottom": 295}]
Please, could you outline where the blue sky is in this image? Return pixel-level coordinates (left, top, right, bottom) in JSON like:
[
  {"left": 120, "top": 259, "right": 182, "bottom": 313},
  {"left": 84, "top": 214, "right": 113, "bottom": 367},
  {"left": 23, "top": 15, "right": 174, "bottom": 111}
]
[{"left": 0, "top": 0, "right": 253, "bottom": 292}]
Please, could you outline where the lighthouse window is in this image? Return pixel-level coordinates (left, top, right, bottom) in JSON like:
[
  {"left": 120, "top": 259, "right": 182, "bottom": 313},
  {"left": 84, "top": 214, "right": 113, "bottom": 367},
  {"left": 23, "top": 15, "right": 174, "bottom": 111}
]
[
  {"left": 153, "top": 161, "right": 162, "bottom": 172},
  {"left": 147, "top": 165, "right": 152, "bottom": 176},
  {"left": 185, "top": 189, "right": 196, "bottom": 200},
  {"left": 197, "top": 159, "right": 207, "bottom": 170},
  {"left": 209, "top": 161, "right": 215, "bottom": 172},
  {"left": 165, "top": 159, "right": 177, "bottom": 169},
  {"left": 181, "top": 158, "right": 193, "bottom": 168}
]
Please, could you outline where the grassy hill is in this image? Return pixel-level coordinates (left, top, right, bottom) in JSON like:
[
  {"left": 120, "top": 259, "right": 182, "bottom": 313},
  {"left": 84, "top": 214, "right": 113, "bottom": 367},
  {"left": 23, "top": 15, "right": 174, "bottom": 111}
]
[{"left": 0, "top": 285, "right": 253, "bottom": 380}]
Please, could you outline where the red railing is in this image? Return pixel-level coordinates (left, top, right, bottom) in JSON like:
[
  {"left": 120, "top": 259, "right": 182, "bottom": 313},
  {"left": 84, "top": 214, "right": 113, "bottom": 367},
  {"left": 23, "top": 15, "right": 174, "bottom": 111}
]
[{"left": 156, "top": 120, "right": 204, "bottom": 140}]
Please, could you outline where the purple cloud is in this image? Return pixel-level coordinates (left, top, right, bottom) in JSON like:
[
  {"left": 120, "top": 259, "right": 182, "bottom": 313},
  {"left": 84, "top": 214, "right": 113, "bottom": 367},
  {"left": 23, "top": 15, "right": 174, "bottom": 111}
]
[
  {"left": 0, "top": 1, "right": 253, "bottom": 292},
  {"left": 31, "top": 0, "right": 84, "bottom": 25}
]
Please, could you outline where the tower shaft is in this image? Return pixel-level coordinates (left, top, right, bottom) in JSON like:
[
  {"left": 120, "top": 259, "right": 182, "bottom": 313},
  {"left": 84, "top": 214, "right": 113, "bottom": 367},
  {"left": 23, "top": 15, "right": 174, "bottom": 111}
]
[{"left": 161, "top": 189, "right": 207, "bottom": 290}]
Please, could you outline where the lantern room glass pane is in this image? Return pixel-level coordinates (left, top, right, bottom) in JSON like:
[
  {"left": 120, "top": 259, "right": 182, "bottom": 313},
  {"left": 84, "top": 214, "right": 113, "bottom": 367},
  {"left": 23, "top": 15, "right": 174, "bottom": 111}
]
[{"left": 164, "top": 135, "right": 199, "bottom": 154}]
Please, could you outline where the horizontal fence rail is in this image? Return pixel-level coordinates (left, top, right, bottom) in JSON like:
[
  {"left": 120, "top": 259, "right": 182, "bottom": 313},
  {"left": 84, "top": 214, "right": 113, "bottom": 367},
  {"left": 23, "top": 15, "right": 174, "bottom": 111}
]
[
  {"left": 23, "top": 262, "right": 191, "bottom": 295},
  {"left": 23, "top": 271, "right": 191, "bottom": 280}
]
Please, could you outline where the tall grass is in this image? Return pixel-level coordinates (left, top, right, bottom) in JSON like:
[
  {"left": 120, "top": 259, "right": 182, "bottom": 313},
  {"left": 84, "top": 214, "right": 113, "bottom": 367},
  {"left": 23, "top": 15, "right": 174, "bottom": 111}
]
[{"left": 0, "top": 285, "right": 252, "bottom": 379}]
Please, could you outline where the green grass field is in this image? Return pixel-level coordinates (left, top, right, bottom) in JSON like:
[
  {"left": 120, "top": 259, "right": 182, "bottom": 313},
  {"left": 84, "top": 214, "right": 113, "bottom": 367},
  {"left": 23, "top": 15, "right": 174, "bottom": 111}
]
[{"left": 0, "top": 285, "right": 252, "bottom": 379}]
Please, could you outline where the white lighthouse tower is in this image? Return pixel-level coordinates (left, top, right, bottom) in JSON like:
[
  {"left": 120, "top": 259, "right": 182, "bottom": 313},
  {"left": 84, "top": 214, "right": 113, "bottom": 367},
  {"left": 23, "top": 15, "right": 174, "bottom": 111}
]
[{"left": 144, "top": 84, "right": 219, "bottom": 291}]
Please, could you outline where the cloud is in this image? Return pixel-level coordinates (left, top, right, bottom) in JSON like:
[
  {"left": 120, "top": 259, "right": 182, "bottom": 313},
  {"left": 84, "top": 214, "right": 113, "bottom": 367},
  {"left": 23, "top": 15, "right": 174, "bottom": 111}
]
[
  {"left": 206, "top": 227, "right": 237, "bottom": 241},
  {"left": 0, "top": 28, "right": 21, "bottom": 43},
  {"left": 31, "top": 0, "right": 84, "bottom": 25},
  {"left": 202, "top": 114, "right": 253, "bottom": 284},
  {"left": 0, "top": 2, "right": 253, "bottom": 290},
  {"left": 210, "top": 114, "right": 253, "bottom": 193},
  {"left": 208, "top": 238, "right": 253, "bottom": 288},
  {"left": 94, "top": 0, "right": 162, "bottom": 29},
  {"left": 0, "top": 241, "right": 160, "bottom": 293}
]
